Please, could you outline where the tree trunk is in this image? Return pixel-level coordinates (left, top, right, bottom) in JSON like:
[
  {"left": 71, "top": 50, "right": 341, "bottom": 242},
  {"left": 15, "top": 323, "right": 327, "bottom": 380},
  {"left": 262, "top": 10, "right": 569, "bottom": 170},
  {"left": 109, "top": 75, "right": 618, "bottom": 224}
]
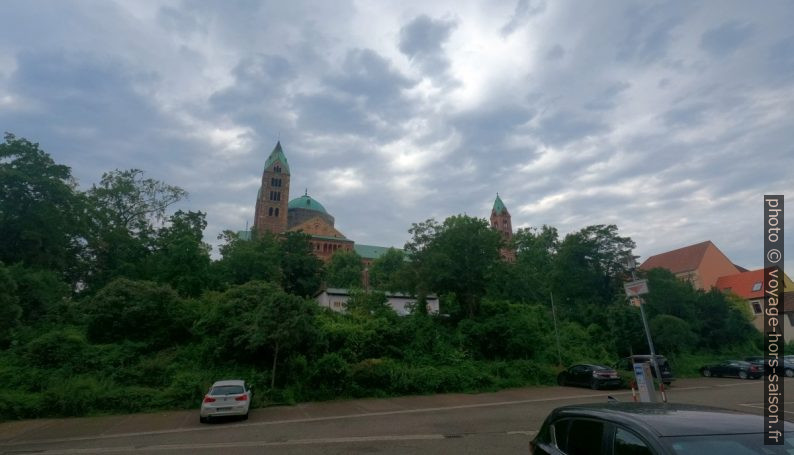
[{"left": 270, "top": 342, "right": 279, "bottom": 389}]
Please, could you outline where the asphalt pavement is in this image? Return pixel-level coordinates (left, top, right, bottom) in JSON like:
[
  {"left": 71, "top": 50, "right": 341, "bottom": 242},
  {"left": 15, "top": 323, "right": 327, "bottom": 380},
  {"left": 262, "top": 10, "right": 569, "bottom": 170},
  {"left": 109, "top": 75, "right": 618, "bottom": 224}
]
[{"left": 0, "top": 377, "right": 790, "bottom": 454}]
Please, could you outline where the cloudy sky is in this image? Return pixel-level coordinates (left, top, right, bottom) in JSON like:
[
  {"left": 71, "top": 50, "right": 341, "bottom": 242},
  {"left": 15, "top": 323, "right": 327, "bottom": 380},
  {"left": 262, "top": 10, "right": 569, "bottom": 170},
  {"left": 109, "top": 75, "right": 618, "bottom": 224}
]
[{"left": 1, "top": 0, "right": 792, "bottom": 271}]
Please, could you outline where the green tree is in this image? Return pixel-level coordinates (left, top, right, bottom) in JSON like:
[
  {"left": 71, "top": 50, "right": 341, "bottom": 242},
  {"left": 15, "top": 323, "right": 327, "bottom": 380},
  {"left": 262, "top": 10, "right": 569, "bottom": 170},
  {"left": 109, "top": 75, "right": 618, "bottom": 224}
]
[
  {"left": 458, "top": 300, "right": 549, "bottom": 360},
  {"left": 551, "top": 224, "right": 635, "bottom": 324},
  {"left": 605, "top": 303, "right": 647, "bottom": 357},
  {"left": 0, "top": 264, "right": 22, "bottom": 346},
  {"left": 199, "top": 281, "right": 319, "bottom": 388},
  {"left": 643, "top": 268, "right": 698, "bottom": 322},
  {"left": 149, "top": 210, "right": 212, "bottom": 297},
  {"left": 84, "top": 169, "right": 187, "bottom": 291},
  {"left": 509, "top": 225, "right": 559, "bottom": 301},
  {"left": 279, "top": 231, "right": 323, "bottom": 297},
  {"left": 326, "top": 250, "right": 363, "bottom": 289},
  {"left": 0, "top": 134, "right": 84, "bottom": 279},
  {"left": 406, "top": 215, "right": 502, "bottom": 318},
  {"left": 650, "top": 314, "right": 696, "bottom": 354},
  {"left": 368, "top": 248, "right": 406, "bottom": 292},
  {"left": 213, "top": 230, "right": 281, "bottom": 286},
  {"left": 7, "top": 264, "right": 70, "bottom": 322}
]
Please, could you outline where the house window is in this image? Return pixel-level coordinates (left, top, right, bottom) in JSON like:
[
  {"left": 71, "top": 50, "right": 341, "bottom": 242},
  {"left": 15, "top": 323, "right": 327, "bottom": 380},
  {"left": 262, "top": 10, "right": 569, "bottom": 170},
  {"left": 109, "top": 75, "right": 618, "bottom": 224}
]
[
  {"left": 268, "top": 207, "right": 273, "bottom": 216},
  {"left": 274, "top": 165, "right": 281, "bottom": 173},
  {"left": 752, "top": 282, "right": 762, "bottom": 292},
  {"left": 751, "top": 301, "right": 763, "bottom": 315},
  {"left": 275, "top": 208, "right": 279, "bottom": 217}
]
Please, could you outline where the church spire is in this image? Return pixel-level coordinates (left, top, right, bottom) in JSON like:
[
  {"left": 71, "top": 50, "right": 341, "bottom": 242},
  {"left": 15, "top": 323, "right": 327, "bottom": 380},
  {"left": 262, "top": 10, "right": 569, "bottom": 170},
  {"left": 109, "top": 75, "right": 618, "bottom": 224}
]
[
  {"left": 253, "top": 141, "right": 291, "bottom": 235},
  {"left": 264, "top": 141, "right": 290, "bottom": 175},
  {"left": 492, "top": 193, "right": 508, "bottom": 215},
  {"left": 490, "top": 193, "right": 515, "bottom": 261}
]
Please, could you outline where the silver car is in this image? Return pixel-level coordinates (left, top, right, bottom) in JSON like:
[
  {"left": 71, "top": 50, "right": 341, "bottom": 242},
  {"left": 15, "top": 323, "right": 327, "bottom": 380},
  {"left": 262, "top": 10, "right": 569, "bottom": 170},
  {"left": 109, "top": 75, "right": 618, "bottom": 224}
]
[{"left": 199, "top": 379, "right": 251, "bottom": 423}]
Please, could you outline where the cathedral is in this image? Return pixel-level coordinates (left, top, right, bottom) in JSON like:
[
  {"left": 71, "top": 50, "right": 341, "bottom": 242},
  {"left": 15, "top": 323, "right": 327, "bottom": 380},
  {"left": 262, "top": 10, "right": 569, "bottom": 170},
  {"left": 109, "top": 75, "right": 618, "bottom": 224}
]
[
  {"left": 248, "top": 142, "right": 515, "bottom": 262},
  {"left": 251, "top": 141, "right": 357, "bottom": 261}
]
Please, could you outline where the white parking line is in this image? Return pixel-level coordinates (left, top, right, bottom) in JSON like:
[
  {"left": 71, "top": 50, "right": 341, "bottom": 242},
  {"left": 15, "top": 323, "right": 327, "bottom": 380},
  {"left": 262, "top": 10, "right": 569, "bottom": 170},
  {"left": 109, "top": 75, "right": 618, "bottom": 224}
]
[{"left": 738, "top": 403, "right": 794, "bottom": 414}]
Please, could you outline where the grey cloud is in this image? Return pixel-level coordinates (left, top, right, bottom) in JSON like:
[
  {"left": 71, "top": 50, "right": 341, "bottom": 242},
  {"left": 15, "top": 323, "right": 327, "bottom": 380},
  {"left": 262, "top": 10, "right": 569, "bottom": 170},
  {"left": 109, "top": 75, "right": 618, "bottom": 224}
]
[
  {"left": 158, "top": 6, "right": 205, "bottom": 36},
  {"left": 767, "top": 36, "right": 794, "bottom": 80},
  {"left": 208, "top": 54, "right": 295, "bottom": 131},
  {"left": 546, "top": 44, "right": 565, "bottom": 61},
  {"left": 533, "top": 111, "right": 609, "bottom": 146},
  {"left": 617, "top": 5, "right": 684, "bottom": 63},
  {"left": 662, "top": 102, "right": 711, "bottom": 127},
  {"left": 501, "top": 0, "right": 546, "bottom": 36},
  {"left": 294, "top": 49, "right": 416, "bottom": 139},
  {"left": 450, "top": 105, "right": 537, "bottom": 172},
  {"left": 584, "top": 81, "right": 631, "bottom": 111},
  {"left": 294, "top": 92, "right": 367, "bottom": 135},
  {"left": 327, "top": 49, "right": 417, "bottom": 116},
  {"left": 398, "top": 15, "right": 458, "bottom": 76},
  {"left": 700, "top": 21, "right": 754, "bottom": 56}
]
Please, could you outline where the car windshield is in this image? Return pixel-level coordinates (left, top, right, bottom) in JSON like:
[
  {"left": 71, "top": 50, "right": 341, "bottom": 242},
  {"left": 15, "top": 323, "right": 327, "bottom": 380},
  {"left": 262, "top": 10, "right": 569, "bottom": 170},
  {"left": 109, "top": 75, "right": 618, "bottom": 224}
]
[
  {"left": 210, "top": 385, "right": 244, "bottom": 395},
  {"left": 666, "top": 432, "right": 794, "bottom": 454}
]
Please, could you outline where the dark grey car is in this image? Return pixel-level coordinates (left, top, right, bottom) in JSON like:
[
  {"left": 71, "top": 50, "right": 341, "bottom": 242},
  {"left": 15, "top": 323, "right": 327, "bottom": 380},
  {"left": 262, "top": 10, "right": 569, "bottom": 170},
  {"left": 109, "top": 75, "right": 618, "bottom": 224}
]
[{"left": 530, "top": 402, "right": 794, "bottom": 454}]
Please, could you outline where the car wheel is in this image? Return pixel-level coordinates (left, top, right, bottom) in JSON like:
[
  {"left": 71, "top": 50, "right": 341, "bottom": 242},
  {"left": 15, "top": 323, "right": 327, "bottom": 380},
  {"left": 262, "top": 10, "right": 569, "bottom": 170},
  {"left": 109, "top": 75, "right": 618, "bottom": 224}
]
[
  {"left": 786, "top": 369, "right": 794, "bottom": 378},
  {"left": 702, "top": 369, "right": 711, "bottom": 377},
  {"left": 590, "top": 380, "right": 600, "bottom": 390},
  {"left": 557, "top": 375, "right": 567, "bottom": 386},
  {"left": 739, "top": 371, "right": 748, "bottom": 379},
  {"left": 243, "top": 412, "right": 249, "bottom": 421},
  {"left": 200, "top": 416, "right": 208, "bottom": 424}
]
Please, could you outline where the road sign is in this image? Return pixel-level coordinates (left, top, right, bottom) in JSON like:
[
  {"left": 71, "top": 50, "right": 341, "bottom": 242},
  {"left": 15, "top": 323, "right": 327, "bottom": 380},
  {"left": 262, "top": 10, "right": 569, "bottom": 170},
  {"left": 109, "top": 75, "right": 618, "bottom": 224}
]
[
  {"left": 624, "top": 279, "right": 649, "bottom": 297},
  {"left": 633, "top": 362, "right": 657, "bottom": 403}
]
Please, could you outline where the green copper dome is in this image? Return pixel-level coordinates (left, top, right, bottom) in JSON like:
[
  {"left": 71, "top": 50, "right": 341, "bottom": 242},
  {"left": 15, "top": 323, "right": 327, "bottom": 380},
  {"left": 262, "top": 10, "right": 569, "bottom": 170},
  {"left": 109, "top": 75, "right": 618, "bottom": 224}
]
[
  {"left": 493, "top": 194, "right": 508, "bottom": 214},
  {"left": 288, "top": 193, "right": 328, "bottom": 214},
  {"left": 264, "top": 141, "right": 290, "bottom": 174}
]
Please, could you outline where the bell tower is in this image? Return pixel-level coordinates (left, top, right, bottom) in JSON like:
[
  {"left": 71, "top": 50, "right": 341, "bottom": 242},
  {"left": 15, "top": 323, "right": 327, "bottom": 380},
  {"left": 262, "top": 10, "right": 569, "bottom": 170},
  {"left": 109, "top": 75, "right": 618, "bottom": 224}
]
[
  {"left": 253, "top": 141, "right": 291, "bottom": 235},
  {"left": 490, "top": 193, "right": 515, "bottom": 261}
]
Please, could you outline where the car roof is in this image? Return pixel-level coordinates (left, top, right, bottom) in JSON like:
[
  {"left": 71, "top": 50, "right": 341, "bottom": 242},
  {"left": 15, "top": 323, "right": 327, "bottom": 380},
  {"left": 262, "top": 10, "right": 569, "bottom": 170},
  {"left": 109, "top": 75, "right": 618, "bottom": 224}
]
[
  {"left": 627, "top": 355, "right": 668, "bottom": 360},
  {"left": 211, "top": 379, "right": 246, "bottom": 387},
  {"left": 550, "top": 403, "right": 794, "bottom": 437}
]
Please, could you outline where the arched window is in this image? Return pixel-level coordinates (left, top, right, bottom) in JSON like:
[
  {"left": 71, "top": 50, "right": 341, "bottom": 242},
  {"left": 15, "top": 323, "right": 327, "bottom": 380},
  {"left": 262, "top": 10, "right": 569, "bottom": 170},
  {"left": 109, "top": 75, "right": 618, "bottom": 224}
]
[
  {"left": 275, "top": 208, "right": 279, "bottom": 217},
  {"left": 268, "top": 207, "right": 273, "bottom": 216}
]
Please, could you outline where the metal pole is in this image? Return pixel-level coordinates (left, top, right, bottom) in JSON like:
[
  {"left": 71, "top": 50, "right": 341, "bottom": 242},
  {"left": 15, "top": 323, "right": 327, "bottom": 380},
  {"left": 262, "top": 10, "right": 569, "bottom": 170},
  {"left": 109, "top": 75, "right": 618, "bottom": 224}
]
[
  {"left": 638, "top": 300, "right": 664, "bottom": 391},
  {"left": 629, "top": 256, "right": 666, "bottom": 402},
  {"left": 550, "top": 291, "right": 563, "bottom": 366}
]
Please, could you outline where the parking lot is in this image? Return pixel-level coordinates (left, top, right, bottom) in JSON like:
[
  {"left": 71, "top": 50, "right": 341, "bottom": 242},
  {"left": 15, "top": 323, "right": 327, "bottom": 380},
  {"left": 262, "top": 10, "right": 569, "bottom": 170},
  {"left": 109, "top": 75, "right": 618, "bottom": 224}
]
[{"left": 1, "top": 377, "right": 790, "bottom": 454}]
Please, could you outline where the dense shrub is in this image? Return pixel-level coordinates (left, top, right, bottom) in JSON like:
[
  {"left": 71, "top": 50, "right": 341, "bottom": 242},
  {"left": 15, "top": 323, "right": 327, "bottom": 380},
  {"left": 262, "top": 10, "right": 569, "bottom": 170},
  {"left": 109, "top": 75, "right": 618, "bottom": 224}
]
[
  {"left": 83, "top": 278, "right": 191, "bottom": 347},
  {"left": 26, "top": 328, "right": 87, "bottom": 370}
]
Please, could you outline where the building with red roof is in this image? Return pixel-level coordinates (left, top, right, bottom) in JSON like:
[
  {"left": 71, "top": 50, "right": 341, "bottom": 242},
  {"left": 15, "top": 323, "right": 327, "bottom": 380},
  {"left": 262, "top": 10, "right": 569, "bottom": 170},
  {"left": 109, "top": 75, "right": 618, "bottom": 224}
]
[{"left": 639, "top": 241, "right": 739, "bottom": 290}]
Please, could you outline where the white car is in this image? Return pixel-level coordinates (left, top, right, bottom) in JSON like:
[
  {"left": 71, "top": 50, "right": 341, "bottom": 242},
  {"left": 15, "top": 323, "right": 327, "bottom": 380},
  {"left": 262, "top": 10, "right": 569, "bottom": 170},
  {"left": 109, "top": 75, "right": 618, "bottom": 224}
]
[{"left": 199, "top": 379, "right": 251, "bottom": 423}]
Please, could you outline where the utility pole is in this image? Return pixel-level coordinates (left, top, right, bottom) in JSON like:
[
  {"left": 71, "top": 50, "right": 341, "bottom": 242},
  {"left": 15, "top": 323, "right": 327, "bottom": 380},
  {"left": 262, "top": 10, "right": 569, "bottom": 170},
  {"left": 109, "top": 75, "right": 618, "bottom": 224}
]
[{"left": 550, "top": 291, "right": 563, "bottom": 366}]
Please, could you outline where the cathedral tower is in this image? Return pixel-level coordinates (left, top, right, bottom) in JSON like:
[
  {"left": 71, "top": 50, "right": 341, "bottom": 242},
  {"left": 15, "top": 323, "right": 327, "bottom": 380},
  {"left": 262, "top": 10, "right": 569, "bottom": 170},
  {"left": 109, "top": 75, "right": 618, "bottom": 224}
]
[
  {"left": 253, "top": 141, "right": 291, "bottom": 235},
  {"left": 490, "top": 194, "right": 515, "bottom": 261}
]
